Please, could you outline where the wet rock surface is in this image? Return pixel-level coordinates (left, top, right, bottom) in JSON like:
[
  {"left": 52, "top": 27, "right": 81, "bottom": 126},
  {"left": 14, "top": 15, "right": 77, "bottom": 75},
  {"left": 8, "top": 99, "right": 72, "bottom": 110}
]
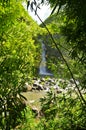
[
  {"left": 22, "top": 77, "right": 82, "bottom": 118},
  {"left": 23, "top": 77, "right": 83, "bottom": 98},
  {"left": 23, "top": 77, "right": 76, "bottom": 93}
]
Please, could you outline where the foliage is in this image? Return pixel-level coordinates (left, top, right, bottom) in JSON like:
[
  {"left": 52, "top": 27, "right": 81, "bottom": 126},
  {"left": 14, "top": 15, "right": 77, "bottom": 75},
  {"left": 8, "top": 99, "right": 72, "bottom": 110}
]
[
  {"left": 39, "top": 89, "right": 86, "bottom": 130},
  {"left": 42, "top": 0, "right": 86, "bottom": 87},
  {"left": 0, "top": 0, "right": 86, "bottom": 129},
  {"left": 19, "top": 106, "right": 38, "bottom": 130},
  {"left": 39, "top": 0, "right": 86, "bottom": 96},
  {"left": 28, "top": 0, "right": 86, "bottom": 130},
  {"left": 0, "top": 1, "right": 42, "bottom": 129}
]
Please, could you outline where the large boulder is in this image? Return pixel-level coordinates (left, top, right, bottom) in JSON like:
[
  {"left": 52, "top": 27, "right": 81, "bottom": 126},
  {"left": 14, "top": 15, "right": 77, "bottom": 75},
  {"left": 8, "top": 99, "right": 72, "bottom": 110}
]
[{"left": 23, "top": 82, "right": 32, "bottom": 92}]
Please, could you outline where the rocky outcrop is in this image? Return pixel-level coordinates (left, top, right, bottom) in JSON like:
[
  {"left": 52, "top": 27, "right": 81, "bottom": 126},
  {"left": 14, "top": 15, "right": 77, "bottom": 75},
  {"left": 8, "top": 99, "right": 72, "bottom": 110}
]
[
  {"left": 22, "top": 77, "right": 79, "bottom": 94},
  {"left": 22, "top": 77, "right": 66, "bottom": 93}
]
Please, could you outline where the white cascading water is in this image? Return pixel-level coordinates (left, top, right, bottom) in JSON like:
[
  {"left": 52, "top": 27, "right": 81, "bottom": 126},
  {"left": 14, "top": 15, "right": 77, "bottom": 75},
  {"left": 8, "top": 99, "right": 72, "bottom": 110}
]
[{"left": 39, "top": 42, "right": 53, "bottom": 76}]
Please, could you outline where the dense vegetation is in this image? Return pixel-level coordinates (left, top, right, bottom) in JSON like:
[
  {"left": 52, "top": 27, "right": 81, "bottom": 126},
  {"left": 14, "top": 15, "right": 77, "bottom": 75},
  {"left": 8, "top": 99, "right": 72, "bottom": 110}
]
[
  {"left": 0, "top": 0, "right": 86, "bottom": 129},
  {"left": 0, "top": 0, "right": 42, "bottom": 129}
]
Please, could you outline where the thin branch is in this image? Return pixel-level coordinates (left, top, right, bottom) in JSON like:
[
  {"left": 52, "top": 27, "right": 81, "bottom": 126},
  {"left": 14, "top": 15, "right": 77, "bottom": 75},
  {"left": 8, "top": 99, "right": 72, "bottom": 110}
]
[{"left": 35, "top": 11, "right": 86, "bottom": 105}]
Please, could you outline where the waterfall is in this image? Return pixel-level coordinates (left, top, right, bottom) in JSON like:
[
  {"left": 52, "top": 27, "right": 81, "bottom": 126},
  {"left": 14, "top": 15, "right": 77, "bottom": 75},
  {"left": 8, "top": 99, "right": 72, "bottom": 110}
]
[
  {"left": 39, "top": 42, "right": 47, "bottom": 75},
  {"left": 39, "top": 41, "right": 53, "bottom": 76}
]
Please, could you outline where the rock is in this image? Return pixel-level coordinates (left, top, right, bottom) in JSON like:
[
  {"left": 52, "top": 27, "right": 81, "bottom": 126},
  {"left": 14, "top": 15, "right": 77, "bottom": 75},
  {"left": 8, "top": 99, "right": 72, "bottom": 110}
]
[
  {"left": 53, "top": 85, "right": 59, "bottom": 89},
  {"left": 56, "top": 89, "right": 62, "bottom": 93},
  {"left": 33, "top": 81, "right": 44, "bottom": 91},
  {"left": 27, "top": 85, "right": 32, "bottom": 91},
  {"left": 22, "top": 82, "right": 32, "bottom": 92},
  {"left": 45, "top": 87, "right": 50, "bottom": 92},
  {"left": 40, "top": 78, "right": 46, "bottom": 82},
  {"left": 33, "top": 82, "right": 38, "bottom": 87},
  {"left": 31, "top": 106, "right": 39, "bottom": 117},
  {"left": 37, "top": 84, "right": 43, "bottom": 90},
  {"left": 33, "top": 77, "right": 38, "bottom": 80}
]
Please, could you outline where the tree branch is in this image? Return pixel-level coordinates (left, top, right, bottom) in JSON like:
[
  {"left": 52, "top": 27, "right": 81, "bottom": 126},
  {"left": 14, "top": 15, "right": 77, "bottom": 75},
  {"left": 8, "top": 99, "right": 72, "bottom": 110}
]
[{"left": 35, "top": 11, "right": 86, "bottom": 105}]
